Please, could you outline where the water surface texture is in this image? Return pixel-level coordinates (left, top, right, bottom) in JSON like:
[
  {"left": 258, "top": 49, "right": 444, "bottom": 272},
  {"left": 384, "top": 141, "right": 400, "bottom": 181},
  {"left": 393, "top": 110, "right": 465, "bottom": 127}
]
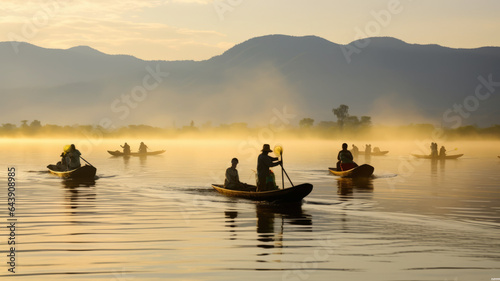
[{"left": 1, "top": 139, "right": 499, "bottom": 280}]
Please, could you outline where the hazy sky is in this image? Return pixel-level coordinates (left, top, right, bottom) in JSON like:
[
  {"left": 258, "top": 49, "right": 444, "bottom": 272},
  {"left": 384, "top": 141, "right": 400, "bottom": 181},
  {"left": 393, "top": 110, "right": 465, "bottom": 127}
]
[{"left": 1, "top": 0, "right": 500, "bottom": 61}]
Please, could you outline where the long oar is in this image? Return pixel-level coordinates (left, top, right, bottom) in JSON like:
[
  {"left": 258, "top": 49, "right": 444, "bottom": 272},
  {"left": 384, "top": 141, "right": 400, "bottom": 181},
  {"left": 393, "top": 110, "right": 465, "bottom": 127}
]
[
  {"left": 80, "top": 156, "right": 94, "bottom": 168},
  {"left": 275, "top": 145, "right": 294, "bottom": 188}
]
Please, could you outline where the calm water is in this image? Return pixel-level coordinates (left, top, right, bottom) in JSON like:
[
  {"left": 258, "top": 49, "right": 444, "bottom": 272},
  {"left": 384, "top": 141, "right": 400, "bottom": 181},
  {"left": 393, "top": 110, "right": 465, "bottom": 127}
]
[{"left": 1, "top": 139, "right": 500, "bottom": 280}]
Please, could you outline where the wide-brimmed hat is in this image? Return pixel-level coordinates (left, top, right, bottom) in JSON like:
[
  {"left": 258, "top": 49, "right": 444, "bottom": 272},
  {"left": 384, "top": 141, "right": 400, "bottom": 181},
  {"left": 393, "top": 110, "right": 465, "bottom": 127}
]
[{"left": 261, "top": 144, "right": 273, "bottom": 152}]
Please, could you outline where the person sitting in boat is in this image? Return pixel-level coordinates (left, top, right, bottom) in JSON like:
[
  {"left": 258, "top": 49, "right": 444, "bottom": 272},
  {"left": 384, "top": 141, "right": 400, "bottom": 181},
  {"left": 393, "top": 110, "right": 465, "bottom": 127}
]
[
  {"left": 224, "top": 158, "right": 247, "bottom": 190},
  {"left": 337, "top": 143, "right": 358, "bottom": 171},
  {"left": 66, "top": 144, "right": 81, "bottom": 170},
  {"left": 56, "top": 151, "right": 69, "bottom": 171},
  {"left": 439, "top": 146, "right": 446, "bottom": 158},
  {"left": 257, "top": 144, "right": 281, "bottom": 192},
  {"left": 121, "top": 142, "right": 131, "bottom": 155},
  {"left": 138, "top": 142, "right": 148, "bottom": 153},
  {"left": 373, "top": 147, "right": 381, "bottom": 153}
]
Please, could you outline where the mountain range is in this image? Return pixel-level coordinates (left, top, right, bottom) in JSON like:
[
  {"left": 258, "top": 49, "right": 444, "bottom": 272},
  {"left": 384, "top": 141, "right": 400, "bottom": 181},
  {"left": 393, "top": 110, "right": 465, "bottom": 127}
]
[{"left": 1, "top": 35, "right": 500, "bottom": 128}]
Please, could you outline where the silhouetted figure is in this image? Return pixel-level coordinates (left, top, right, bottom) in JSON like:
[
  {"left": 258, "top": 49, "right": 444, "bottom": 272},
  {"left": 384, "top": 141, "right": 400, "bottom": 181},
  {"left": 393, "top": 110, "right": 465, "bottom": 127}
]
[
  {"left": 431, "top": 142, "right": 438, "bottom": 157},
  {"left": 257, "top": 144, "right": 281, "bottom": 192},
  {"left": 351, "top": 144, "right": 359, "bottom": 157},
  {"left": 337, "top": 143, "right": 358, "bottom": 171},
  {"left": 121, "top": 142, "right": 131, "bottom": 155},
  {"left": 365, "top": 144, "right": 372, "bottom": 155},
  {"left": 373, "top": 147, "right": 381, "bottom": 153},
  {"left": 224, "top": 158, "right": 247, "bottom": 190},
  {"left": 56, "top": 151, "right": 69, "bottom": 171},
  {"left": 439, "top": 146, "right": 446, "bottom": 158},
  {"left": 138, "top": 142, "right": 148, "bottom": 154},
  {"left": 66, "top": 144, "right": 81, "bottom": 170}
]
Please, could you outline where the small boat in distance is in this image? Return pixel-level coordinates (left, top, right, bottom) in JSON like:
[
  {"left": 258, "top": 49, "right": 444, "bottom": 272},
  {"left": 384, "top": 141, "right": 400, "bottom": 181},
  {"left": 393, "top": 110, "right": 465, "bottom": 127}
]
[
  {"left": 107, "top": 150, "right": 166, "bottom": 156},
  {"left": 411, "top": 154, "right": 463, "bottom": 159},
  {"left": 329, "top": 164, "right": 374, "bottom": 178},
  {"left": 47, "top": 164, "right": 96, "bottom": 180},
  {"left": 211, "top": 183, "right": 313, "bottom": 203}
]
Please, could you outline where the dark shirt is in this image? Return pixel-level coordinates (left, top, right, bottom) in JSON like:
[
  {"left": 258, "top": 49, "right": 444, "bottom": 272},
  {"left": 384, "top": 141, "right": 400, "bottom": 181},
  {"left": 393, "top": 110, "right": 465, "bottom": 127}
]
[
  {"left": 224, "top": 167, "right": 240, "bottom": 188},
  {"left": 257, "top": 153, "right": 279, "bottom": 177},
  {"left": 337, "top": 149, "right": 354, "bottom": 163}
]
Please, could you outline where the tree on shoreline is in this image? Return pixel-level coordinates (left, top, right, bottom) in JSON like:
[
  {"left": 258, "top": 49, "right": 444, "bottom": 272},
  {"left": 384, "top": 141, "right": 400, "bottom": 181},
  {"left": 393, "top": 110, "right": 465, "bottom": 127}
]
[{"left": 332, "top": 104, "right": 349, "bottom": 130}]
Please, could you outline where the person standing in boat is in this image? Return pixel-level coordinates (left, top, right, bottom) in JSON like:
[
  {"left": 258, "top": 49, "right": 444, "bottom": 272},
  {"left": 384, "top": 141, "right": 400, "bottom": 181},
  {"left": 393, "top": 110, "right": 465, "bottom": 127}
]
[
  {"left": 66, "top": 144, "right": 81, "bottom": 170},
  {"left": 121, "top": 142, "right": 131, "bottom": 155},
  {"left": 224, "top": 158, "right": 247, "bottom": 190},
  {"left": 337, "top": 143, "right": 358, "bottom": 171},
  {"left": 430, "top": 142, "right": 438, "bottom": 157},
  {"left": 138, "top": 142, "right": 148, "bottom": 153},
  {"left": 365, "top": 144, "right": 372, "bottom": 155},
  {"left": 351, "top": 144, "right": 359, "bottom": 157},
  {"left": 257, "top": 144, "right": 281, "bottom": 192}
]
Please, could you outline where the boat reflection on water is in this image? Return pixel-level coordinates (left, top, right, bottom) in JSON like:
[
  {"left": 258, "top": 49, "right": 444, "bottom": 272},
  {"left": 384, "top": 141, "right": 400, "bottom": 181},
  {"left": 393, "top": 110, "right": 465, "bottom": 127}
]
[
  {"left": 224, "top": 210, "right": 239, "bottom": 241},
  {"left": 62, "top": 179, "right": 96, "bottom": 213},
  {"left": 430, "top": 158, "right": 446, "bottom": 175},
  {"left": 337, "top": 177, "right": 374, "bottom": 197},
  {"left": 224, "top": 203, "right": 312, "bottom": 250}
]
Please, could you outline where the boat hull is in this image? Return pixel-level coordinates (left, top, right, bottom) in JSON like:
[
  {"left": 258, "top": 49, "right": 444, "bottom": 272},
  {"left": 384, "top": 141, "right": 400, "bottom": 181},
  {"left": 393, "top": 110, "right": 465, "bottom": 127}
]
[
  {"left": 47, "top": 164, "right": 96, "bottom": 180},
  {"left": 329, "top": 164, "right": 374, "bottom": 178},
  {"left": 411, "top": 154, "right": 463, "bottom": 159},
  {"left": 107, "top": 150, "right": 166, "bottom": 156},
  {"left": 212, "top": 183, "right": 313, "bottom": 203}
]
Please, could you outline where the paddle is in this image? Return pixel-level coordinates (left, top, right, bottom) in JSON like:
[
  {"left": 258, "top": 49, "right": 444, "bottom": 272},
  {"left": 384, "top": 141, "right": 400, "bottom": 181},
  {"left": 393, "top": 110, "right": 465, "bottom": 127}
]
[
  {"left": 274, "top": 145, "right": 294, "bottom": 188},
  {"left": 274, "top": 145, "right": 284, "bottom": 189},
  {"left": 80, "top": 156, "right": 94, "bottom": 168}
]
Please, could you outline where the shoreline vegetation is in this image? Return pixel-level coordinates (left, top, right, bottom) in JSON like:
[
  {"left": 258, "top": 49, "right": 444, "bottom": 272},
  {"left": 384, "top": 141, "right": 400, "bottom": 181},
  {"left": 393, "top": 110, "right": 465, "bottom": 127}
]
[{"left": 2, "top": 120, "right": 500, "bottom": 140}]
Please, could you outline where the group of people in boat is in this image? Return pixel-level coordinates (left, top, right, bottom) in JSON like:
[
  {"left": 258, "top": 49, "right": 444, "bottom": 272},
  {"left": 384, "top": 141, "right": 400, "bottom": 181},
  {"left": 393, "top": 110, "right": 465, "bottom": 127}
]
[
  {"left": 120, "top": 142, "right": 149, "bottom": 154},
  {"left": 225, "top": 142, "right": 364, "bottom": 191},
  {"left": 55, "top": 144, "right": 82, "bottom": 171},
  {"left": 54, "top": 142, "right": 149, "bottom": 171},
  {"left": 224, "top": 144, "right": 282, "bottom": 192},
  {"left": 350, "top": 144, "right": 381, "bottom": 156},
  {"left": 430, "top": 142, "right": 447, "bottom": 157}
]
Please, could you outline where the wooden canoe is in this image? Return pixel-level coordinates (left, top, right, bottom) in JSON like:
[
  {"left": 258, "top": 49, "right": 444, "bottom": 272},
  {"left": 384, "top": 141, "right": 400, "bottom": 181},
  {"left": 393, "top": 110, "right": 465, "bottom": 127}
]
[
  {"left": 47, "top": 164, "right": 96, "bottom": 180},
  {"left": 357, "top": 151, "right": 389, "bottom": 156},
  {"left": 107, "top": 150, "right": 166, "bottom": 156},
  {"left": 328, "top": 164, "right": 374, "bottom": 178},
  {"left": 211, "top": 183, "right": 313, "bottom": 203},
  {"left": 411, "top": 154, "right": 463, "bottom": 159}
]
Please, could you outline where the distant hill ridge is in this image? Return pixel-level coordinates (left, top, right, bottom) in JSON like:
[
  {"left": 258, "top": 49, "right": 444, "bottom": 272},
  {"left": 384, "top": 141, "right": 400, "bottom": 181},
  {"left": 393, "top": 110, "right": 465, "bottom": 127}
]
[{"left": 1, "top": 35, "right": 499, "bottom": 127}]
